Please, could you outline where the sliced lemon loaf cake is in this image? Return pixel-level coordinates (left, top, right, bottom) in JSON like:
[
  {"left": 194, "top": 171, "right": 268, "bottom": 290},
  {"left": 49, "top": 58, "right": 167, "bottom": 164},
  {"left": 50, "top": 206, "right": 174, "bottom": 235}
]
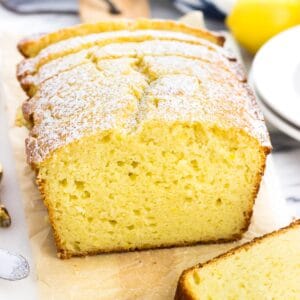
[
  {"left": 175, "top": 220, "right": 300, "bottom": 300},
  {"left": 17, "top": 19, "right": 271, "bottom": 258}
]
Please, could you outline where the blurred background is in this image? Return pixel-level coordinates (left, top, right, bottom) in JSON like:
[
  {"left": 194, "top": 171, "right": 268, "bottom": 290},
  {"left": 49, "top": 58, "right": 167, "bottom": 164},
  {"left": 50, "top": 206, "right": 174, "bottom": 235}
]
[{"left": 0, "top": 0, "right": 299, "bottom": 217}]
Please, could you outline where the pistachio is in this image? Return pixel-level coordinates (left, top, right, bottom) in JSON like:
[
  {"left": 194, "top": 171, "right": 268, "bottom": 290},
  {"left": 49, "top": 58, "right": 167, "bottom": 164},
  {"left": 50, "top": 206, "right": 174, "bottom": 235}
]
[
  {"left": 0, "top": 205, "right": 11, "bottom": 228},
  {"left": 0, "top": 163, "right": 11, "bottom": 227}
]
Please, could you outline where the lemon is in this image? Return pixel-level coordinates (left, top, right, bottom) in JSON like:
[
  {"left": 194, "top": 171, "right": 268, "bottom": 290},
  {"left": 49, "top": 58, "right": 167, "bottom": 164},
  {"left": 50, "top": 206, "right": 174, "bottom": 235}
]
[{"left": 226, "top": 0, "right": 300, "bottom": 53}]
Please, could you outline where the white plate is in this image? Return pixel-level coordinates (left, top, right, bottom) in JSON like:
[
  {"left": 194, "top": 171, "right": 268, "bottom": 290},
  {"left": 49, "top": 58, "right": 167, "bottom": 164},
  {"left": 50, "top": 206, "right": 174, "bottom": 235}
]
[
  {"left": 256, "top": 93, "right": 300, "bottom": 142},
  {"left": 252, "top": 25, "right": 300, "bottom": 128}
]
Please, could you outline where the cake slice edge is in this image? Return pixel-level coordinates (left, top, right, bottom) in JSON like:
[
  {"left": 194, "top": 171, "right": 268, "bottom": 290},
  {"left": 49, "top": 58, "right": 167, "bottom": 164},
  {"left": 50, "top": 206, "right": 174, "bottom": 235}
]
[{"left": 175, "top": 219, "right": 300, "bottom": 300}]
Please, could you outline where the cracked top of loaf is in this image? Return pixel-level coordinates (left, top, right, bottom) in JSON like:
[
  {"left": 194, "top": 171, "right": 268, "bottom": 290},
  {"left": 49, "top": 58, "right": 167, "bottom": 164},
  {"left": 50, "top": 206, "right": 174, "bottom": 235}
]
[{"left": 17, "top": 19, "right": 271, "bottom": 166}]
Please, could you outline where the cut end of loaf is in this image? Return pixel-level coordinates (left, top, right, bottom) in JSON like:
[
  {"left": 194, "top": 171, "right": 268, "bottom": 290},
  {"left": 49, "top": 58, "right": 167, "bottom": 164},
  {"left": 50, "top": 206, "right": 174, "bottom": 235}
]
[{"left": 37, "top": 121, "right": 266, "bottom": 258}]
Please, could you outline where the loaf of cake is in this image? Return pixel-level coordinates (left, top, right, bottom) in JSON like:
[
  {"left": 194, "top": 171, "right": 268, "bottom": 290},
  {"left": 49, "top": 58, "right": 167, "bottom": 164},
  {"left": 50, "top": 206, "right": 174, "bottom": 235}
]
[
  {"left": 17, "top": 19, "right": 271, "bottom": 258},
  {"left": 175, "top": 220, "right": 300, "bottom": 300}
]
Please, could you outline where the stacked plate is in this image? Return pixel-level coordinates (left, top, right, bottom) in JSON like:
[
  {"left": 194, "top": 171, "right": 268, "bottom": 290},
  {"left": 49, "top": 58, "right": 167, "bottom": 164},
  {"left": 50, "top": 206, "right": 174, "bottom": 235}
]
[{"left": 250, "top": 26, "right": 300, "bottom": 141}]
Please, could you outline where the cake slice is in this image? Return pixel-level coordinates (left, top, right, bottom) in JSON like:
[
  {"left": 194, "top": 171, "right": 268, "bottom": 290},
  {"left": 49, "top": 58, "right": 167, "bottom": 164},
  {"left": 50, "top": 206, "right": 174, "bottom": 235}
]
[
  {"left": 175, "top": 220, "right": 300, "bottom": 300},
  {"left": 17, "top": 20, "right": 271, "bottom": 258}
]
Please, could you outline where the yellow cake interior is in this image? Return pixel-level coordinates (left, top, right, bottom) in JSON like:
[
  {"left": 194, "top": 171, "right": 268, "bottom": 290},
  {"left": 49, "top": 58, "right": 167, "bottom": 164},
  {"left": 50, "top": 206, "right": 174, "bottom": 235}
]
[
  {"left": 38, "top": 122, "right": 264, "bottom": 257},
  {"left": 182, "top": 223, "right": 300, "bottom": 299}
]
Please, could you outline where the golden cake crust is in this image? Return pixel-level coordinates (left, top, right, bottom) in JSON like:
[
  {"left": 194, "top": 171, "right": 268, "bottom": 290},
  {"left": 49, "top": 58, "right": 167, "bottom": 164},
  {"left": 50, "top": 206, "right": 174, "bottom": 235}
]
[
  {"left": 17, "top": 20, "right": 271, "bottom": 166},
  {"left": 175, "top": 219, "right": 300, "bottom": 300}
]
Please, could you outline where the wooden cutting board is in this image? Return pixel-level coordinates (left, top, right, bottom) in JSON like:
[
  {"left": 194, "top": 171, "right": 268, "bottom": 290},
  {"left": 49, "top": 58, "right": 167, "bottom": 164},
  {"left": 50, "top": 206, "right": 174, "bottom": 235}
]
[
  {"left": 80, "top": 0, "right": 150, "bottom": 22},
  {"left": 0, "top": 13, "right": 292, "bottom": 300}
]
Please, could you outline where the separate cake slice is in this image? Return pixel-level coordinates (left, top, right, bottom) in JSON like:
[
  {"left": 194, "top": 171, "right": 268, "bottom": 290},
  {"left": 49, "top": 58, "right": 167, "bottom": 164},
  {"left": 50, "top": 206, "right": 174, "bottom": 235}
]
[
  {"left": 175, "top": 220, "right": 300, "bottom": 300},
  {"left": 17, "top": 19, "right": 271, "bottom": 258}
]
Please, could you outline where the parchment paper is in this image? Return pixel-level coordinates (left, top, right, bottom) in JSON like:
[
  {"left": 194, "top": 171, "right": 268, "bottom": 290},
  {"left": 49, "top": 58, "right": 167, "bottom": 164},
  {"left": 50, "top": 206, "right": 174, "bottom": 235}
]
[{"left": 0, "top": 14, "right": 292, "bottom": 299}]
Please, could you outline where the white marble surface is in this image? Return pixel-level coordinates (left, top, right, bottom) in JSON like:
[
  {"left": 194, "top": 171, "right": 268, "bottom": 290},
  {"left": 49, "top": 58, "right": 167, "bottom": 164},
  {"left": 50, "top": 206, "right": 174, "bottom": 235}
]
[{"left": 0, "top": 84, "right": 37, "bottom": 299}]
